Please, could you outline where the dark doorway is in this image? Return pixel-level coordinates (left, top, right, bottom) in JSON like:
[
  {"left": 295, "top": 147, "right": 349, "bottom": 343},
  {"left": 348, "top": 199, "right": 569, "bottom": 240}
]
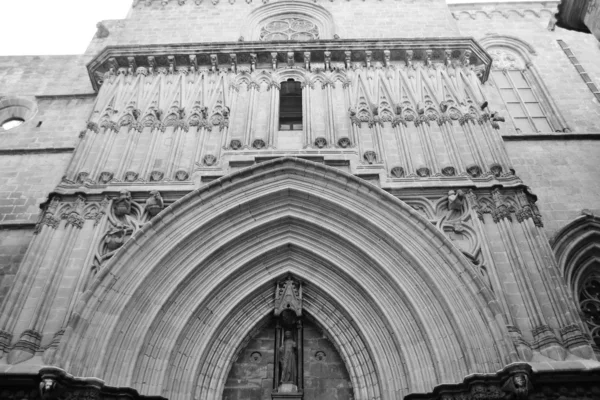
[{"left": 279, "top": 79, "right": 303, "bottom": 131}]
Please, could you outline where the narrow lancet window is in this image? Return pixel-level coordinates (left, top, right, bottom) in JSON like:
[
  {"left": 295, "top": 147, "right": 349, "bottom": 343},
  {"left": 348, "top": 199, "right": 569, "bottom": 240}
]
[{"left": 279, "top": 79, "right": 303, "bottom": 130}]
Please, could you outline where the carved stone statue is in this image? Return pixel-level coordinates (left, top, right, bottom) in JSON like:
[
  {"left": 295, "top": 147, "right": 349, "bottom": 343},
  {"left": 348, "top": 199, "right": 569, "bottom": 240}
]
[
  {"left": 502, "top": 373, "right": 532, "bottom": 399},
  {"left": 279, "top": 331, "right": 297, "bottom": 385},
  {"left": 145, "top": 191, "right": 164, "bottom": 216},
  {"left": 448, "top": 189, "right": 465, "bottom": 211},
  {"left": 113, "top": 189, "right": 132, "bottom": 217},
  {"left": 39, "top": 378, "right": 56, "bottom": 400}
]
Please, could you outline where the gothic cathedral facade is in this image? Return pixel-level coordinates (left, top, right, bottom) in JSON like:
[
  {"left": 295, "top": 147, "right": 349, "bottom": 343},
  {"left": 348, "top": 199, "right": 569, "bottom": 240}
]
[{"left": 1, "top": 1, "right": 600, "bottom": 399}]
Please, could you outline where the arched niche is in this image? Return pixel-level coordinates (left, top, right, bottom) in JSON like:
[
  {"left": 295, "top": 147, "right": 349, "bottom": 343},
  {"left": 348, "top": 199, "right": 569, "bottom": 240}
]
[
  {"left": 223, "top": 311, "right": 353, "bottom": 400},
  {"left": 56, "top": 157, "right": 515, "bottom": 400},
  {"left": 241, "top": 1, "right": 335, "bottom": 41},
  {"left": 552, "top": 213, "right": 600, "bottom": 353},
  {"left": 479, "top": 35, "right": 570, "bottom": 133}
]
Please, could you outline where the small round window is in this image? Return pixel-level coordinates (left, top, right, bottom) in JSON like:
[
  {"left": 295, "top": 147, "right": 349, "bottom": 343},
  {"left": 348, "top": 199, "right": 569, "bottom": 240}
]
[
  {"left": 0, "top": 96, "right": 38, "bottom": 131},
  {"left": 260, "top": 18, "right": 319, "bottom": 41},
  {"left": 2, "top": 117, "right": 25, "bottom": 130}
]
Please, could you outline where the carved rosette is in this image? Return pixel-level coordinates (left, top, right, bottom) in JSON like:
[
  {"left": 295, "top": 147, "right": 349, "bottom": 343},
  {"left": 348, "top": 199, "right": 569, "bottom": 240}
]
[
  {"left": 337, "top": 137, "right": 351, "bottom": 148},
  {"left": 314, "top": 137, "right": 327, "bottom": 148},
  {"left": 390, "top": 166, "right": 405, "bottom": 178},
  {"left": 252, "top": 139, "right": 266, "bottom": 149},
  {"left": 230, "top": 139, "right": 242, "bottom": 150},
  {"left": 363, "top": 150, "right": 377, "bottom": 164}
]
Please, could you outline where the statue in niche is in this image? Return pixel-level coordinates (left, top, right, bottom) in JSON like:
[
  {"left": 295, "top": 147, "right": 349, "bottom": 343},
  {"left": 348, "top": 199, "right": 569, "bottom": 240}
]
[{"left": 279, "top": 330, "right": 297, "bottom": 385}]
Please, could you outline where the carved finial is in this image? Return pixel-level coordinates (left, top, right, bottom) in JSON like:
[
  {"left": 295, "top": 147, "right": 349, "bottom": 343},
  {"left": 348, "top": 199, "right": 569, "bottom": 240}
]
[
  {"left": 344, "top": 51, "right": 351, "bottom": 70},
  {"left": 287, "top": 52, "right": 295, "bottom": 68},
  {"left": 189, "top": 54, "right": 198, "bottom": 74},
  {"left": 230, "top": 53, "right": 237, "bottom": 72},
  {"left": 405, "top": 50, "right": 414, "bottom": 68},
  {"left": 210, "top": 54, "right": 218, "bottom": 72},
  {"left": 167, "top": 55, "right": 176, "bottom": 74},
  {"left": 383, "top": 50, "right": 391, "bottom": 68},
  {"left": 250, "top": 53, "right": 257, "bottom": 72},
  {"left": 463, "top": 50, "right": 472, "bottom": 68},
  {"left": 304, "top": 52, "right": 311, "bottom": 70},
  {"left": 444, "top": 49, "right": 452, "bottom": 68},
  {"left": 324, "top": 51, "right": 331, "bottom": 71},
  {"left": 148, "top": 56, "right": 156, "bottom": 75},
  {"left": 274, "top": 276, "right": 302, "bottom": 317},
  {"left": 425, "top": 50, "right": 433, "bottom": 68},
  {"left": 127, "top": 57, "right": 137, "bottom": 75}
]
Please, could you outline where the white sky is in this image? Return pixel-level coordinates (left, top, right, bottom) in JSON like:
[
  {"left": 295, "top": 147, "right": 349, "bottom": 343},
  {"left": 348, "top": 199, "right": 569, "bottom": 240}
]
[
  {"left": 0, "top": 0, "right": 521, "bottom": 56},
  {"left": 0, "top": 0, "right": 131, "bottom": 56}
]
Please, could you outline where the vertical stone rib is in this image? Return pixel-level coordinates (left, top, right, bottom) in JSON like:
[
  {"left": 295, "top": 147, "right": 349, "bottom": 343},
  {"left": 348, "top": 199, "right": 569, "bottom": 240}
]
[
  {"left": 325, "top": 83, "right": 336, "bottom": 146},
  {"left": 267, "top": 83, "right": 278, "bottom": 147},
  {"left": 0, "top": 223, "right": 56, "bottom": 354},
  {"left": 303, "top": 84, "right": 312, "bottom": 147},
  {"left": 461, "top": 121, "right": 486, "bottom": 170},
  {"left": 373, "top": 124, "right": 387, "bottom": 171},
  {"left": 394, "top": 124, "right": 413, "bottom": 175},
  {"left": 165, "top": 126, "right": 184, "bottom": 179},
  {"left": 140, "top": 124, "right": 163, "bottom": 180},
  {"left": 439, "top": 120, "right": 464, "bottom": 171},
  {"left": 189, "top": 126, "right": 203, "bottom": 173},
  {"left": 93, "top": 126, "right": 121, "bottom": 180},
  {"left": 417, "top": 123, "right": 440, "bottom": 173},
  {"left": 243, "top": 85, "right": 257, "bottom": 147},
  {"left": 115, "top": 126, "right": 138, "bottom": 180}
]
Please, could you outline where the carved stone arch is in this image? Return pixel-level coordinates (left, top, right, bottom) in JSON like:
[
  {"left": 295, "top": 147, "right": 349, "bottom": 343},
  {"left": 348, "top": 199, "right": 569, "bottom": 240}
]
[
  {"left": 242, "top": 0, "right": 335, "bottom": 41},
  {"left": 235, "top": 72, "right": 253, "bottom": 87},
  {"left": 479, "top": 35, "right": 537, "bottom": 59},
  {"left": 552, "top": 214, "right": 600, "bottom": 353},
  {"left": 275, "top": 69, "right": 308, "bottom": 83},
  {"left": 552, "top": 214, "right": 600, "bottom": 295},
  {"left": 309, "top": 72, "right": 329, "bottom": 88},
  {"left": 56, "top": 158, "right": 515, "bottom": 400}
]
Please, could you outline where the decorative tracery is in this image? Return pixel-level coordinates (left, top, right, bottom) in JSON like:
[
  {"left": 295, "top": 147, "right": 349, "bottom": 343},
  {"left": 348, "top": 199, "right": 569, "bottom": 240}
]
[
  {"left": 580, "top": 274, "right": 600, "bottom": 348},
  {"left": 260, "top": 17, "right": 319, "bottom": 41}
]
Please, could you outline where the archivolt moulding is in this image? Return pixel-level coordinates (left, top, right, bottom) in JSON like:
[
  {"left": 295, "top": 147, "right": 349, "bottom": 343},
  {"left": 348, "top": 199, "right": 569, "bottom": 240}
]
[
  {"left": 552, "top": 212, "right": 600, "bottom": 297},
  {"left": 55, "top": 157, "right": 515, "bottom": 400}
]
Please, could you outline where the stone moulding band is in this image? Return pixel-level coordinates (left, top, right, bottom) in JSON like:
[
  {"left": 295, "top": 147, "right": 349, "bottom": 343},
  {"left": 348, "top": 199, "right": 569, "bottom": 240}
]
[{"left": 86, "top": 37, "right": 492, "bottom": 91}]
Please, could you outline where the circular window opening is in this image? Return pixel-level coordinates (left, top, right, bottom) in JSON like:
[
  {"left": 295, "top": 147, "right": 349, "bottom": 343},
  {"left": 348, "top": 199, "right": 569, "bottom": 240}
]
[{"left": 2, "top": 117, "right": 25, "bottom": 130}]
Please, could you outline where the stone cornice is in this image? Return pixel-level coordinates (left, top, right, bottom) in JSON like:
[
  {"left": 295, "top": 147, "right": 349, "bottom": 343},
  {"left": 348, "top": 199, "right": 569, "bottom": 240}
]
[{"left": 86, "top": 37, "right": 492, "bottom": 91}]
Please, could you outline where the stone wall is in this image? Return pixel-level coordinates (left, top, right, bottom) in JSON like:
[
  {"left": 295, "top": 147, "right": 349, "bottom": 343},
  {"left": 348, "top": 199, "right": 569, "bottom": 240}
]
[
  {"left": 451, "top": 2, "right": 600, "bottom": 133},
  {"left": 451, "top": 1, "right": 600, "bottom": 238},
  {"left": 0, "top": 56, "right": 94, "bottom": 314},
  {"left": 506, "top": 140, "right": 600, "bottom": 240},
  {"left": 0, "top": 229, "right": 34, "bottom": 306},
  {"left": 86, "top": 0, "right": 459, "bottom": 56}
]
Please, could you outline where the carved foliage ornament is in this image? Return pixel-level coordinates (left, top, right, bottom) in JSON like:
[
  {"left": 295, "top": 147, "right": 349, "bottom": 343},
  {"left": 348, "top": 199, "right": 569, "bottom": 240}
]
[
  {"left": 579, "top": 275, "right": 600, "bottom": 348},
  {"left": 489, "top": 48, "right": 526, "bottom": 70}
]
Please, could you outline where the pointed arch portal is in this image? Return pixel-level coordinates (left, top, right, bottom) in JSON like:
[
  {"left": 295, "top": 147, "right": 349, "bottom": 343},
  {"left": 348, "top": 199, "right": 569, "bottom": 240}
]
[{"left": 57, "top": 158, "right": 514, "bottom": 400}]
